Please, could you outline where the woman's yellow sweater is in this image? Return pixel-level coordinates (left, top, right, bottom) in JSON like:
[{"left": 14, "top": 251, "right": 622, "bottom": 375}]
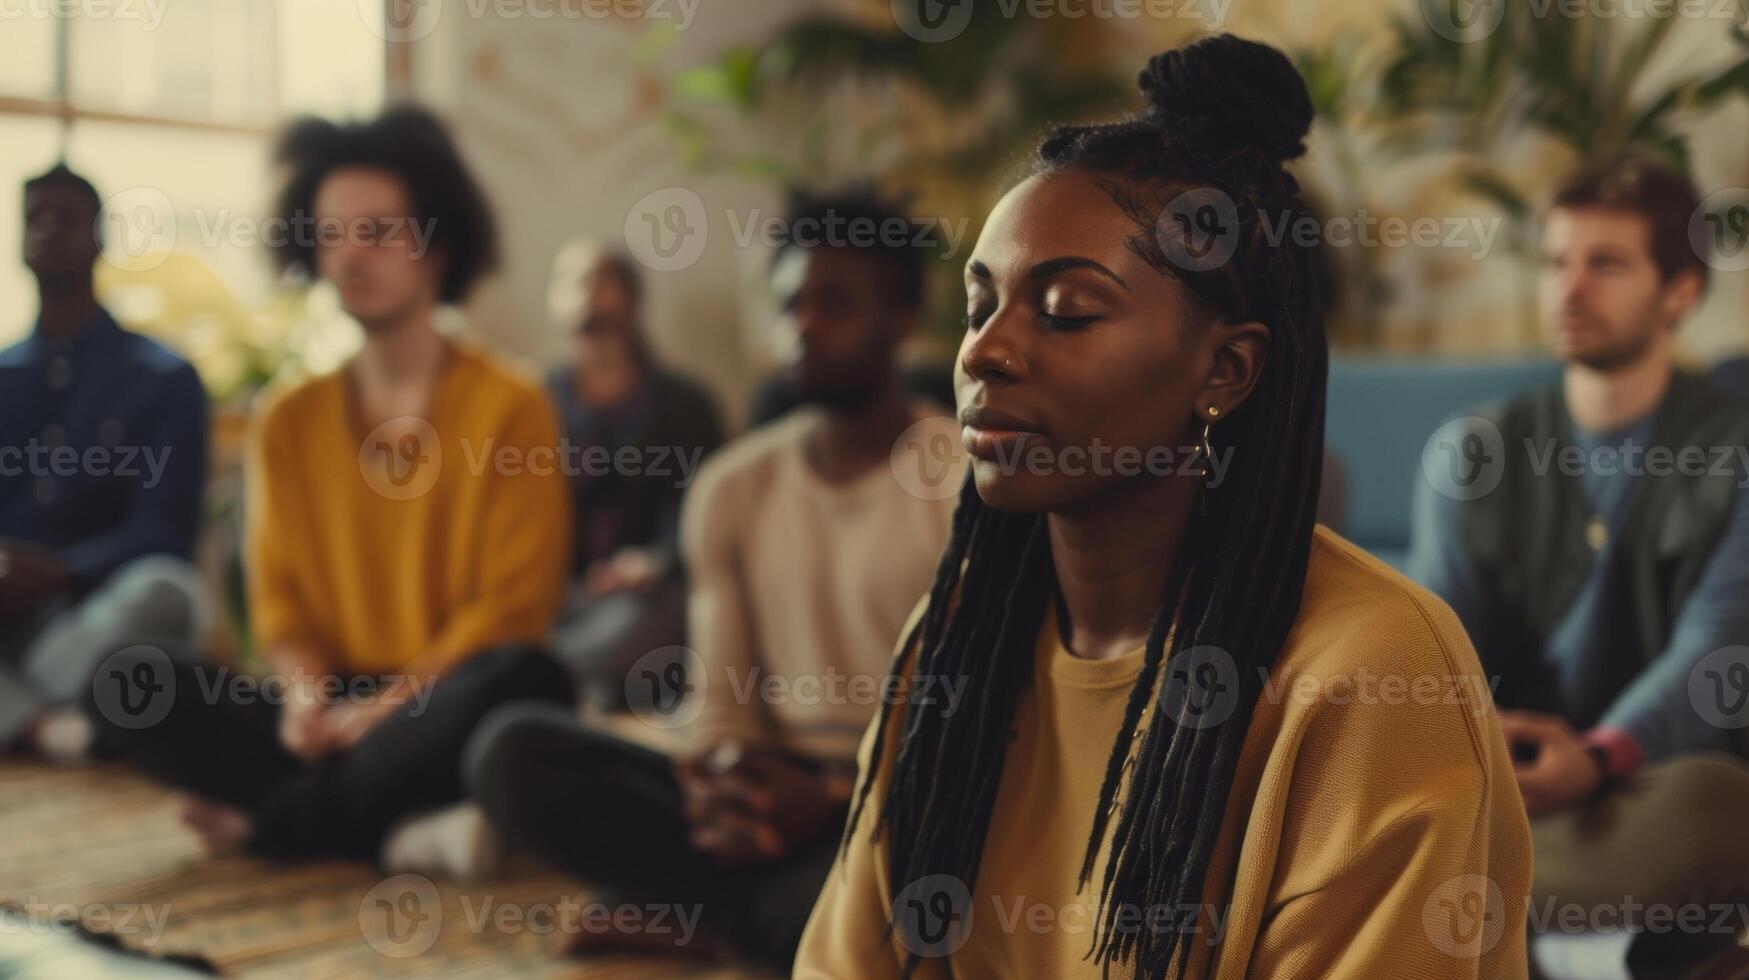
[{"left": 797, "top": 526, "right": 1532, "bottom": 978}]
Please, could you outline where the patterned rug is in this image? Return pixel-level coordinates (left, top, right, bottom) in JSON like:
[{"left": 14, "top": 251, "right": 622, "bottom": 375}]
[{"left": 0, "top": 760, "right": 776, "bottom": 979}]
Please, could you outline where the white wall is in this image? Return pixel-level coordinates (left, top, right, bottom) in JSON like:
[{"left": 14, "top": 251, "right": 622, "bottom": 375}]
[
  {"left": 410, "top": 0, "right": 830, "bottom": 426},
  {"left": 413, "top": 0, "right": 1748, "bottom": 399}
]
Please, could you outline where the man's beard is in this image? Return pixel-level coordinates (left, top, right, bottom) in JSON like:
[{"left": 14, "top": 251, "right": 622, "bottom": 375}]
[
  {"left": 1567, "top": 317, "right": 1659, "bottom": 372},
  {"left": 352, "top": 291, "right": 427, "bottom": 336},
  {"left": 795, "top": 377, "right": 884, "bottom": 415}
]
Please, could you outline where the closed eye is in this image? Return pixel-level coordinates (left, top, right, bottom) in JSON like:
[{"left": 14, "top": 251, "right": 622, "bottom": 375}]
[{"left": 1039, "top": 313, "right": 1097, "bottom": 331}]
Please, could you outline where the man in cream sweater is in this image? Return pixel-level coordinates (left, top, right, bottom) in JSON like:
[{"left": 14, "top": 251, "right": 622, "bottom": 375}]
[{"left": 465, "top": 188, "right": 965, "bottom": 968}]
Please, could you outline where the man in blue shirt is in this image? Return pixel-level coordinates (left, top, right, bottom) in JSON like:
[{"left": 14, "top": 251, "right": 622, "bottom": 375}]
[
  {"left": 0, "top": 164, "right": 210, "bottom": 760},
  {"left": 1411, "top": 159, "right": 1749, "bottom": 976}
]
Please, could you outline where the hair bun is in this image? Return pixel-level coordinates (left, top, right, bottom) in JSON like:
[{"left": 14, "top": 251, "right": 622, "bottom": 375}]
[{"left": 1138, "top": 34, "right": 1313, "bottom": 165}]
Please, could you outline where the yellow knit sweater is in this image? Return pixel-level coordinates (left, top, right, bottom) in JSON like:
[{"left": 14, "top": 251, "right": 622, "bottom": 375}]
[
  {"left": 797, "top": 526, "right": 1532, "bottom": 978},
  {"left": 245, "top": 340, "right": 569, "bottom": 677}
]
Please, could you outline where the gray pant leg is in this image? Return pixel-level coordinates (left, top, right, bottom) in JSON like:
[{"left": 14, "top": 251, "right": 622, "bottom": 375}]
[
  {"left": 550, "top": 576, "right": 687, "bottom": 707},
  {"left": 0, "top": 610, "right": 56, "bottom": 744},
  {"left": 15, "top": 557, "right": 207, "bottom": 724}
]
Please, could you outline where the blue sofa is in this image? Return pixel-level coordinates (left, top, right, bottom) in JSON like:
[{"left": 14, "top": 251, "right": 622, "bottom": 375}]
[
  {"left": 1323, "top": 357, "right": 1562, "bottom": 570},
  {"left": 1323, "top": 352, "right": 1749, "bottom": 570}
]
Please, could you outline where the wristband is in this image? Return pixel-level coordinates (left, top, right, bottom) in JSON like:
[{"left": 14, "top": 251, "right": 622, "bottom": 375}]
[{"left": 1581, "top": 726, "right": 1644, "bottom": 782}]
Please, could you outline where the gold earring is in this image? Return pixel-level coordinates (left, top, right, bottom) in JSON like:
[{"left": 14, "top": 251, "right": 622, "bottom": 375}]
[
  {"left": 1207, "top": 406, "right": 1220, "bottom": 418},
  {"left": 1195, "top": 422, "right": 1215, "bottom": 479}
]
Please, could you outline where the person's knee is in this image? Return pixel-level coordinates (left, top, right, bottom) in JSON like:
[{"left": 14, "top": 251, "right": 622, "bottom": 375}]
[
  {"left": 462, "top": 701, "right": 575, "bottom": 805},
  {"left": 453, "top": 645, "right": 574, "bottom": 707},
  {"left": 1646, "top": 753, "right": 1749, "bottom": 849},
  {"left": 80, "top": 643, "right": 185, "bottom": 740},
  {"left": 94, "top": 556, "right": 209, "bottom": 643}
]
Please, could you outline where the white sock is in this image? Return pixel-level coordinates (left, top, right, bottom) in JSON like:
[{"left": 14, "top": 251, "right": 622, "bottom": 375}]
[
  {"left": 33, "top": 709, "right": 95, "bottom": 766},
  {"left": 380, "top": 802, "right": 502, "bottom": 881},
  {"left": 1532, "top": 930, "right": 1634, "bottom": 980}
]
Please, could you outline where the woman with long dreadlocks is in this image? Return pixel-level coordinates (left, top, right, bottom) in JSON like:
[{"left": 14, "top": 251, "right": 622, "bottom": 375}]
[{"left": 795, "top": 34, "right": 1531, "bottom": 979}]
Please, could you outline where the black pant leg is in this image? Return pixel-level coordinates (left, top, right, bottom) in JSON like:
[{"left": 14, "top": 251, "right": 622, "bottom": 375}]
[
  {"left": 465, "top": 702, "right": 725, "bottom": 894},
  {"left": 465, "top": 706, "right": 843, "bottom": 969},
  {"left": 84, "top": 646, "right": 298, "bottom": 810},
  {"left": 724, "top": 805, "right": 849, "bottom": 966},
  {"left": 251, "top": 644, "right": 574, "bottom": 859}
]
